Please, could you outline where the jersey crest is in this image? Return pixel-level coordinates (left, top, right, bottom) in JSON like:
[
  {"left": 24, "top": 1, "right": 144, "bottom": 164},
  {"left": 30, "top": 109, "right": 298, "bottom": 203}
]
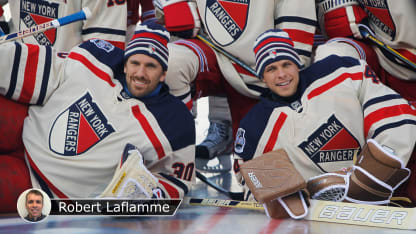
[
  {"left": 298, "top": 115, "right": 360, "bottom": 171},
  {"left": 204, "top": 0, "right": 250, "bottom": 46},
  {"left": 49, "top": 92, "right": 115, "bottom": 156},
  {"left": 19, "top": 0, "right": 59, "bottom": 45},
  {"left": 359, "top": 0, "right": 396, "bottom": 39}
]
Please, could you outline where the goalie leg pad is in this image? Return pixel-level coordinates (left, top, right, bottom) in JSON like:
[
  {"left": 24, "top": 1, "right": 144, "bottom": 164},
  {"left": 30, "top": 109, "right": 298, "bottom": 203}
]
[
  {"left": 239, "top": 149, "right": 306, "bottom": 203},
  {"left": 345, "top": 139, "right": 411, "bottom": 204},
  {"left": 99, "top": 148, "right": 160, "bottom": 199}
]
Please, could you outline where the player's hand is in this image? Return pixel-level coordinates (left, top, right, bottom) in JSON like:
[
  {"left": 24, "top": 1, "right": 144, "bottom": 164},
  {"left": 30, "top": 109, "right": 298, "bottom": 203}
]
[{"left": 317, "top": 0, "right": 367, "bottom": 39}]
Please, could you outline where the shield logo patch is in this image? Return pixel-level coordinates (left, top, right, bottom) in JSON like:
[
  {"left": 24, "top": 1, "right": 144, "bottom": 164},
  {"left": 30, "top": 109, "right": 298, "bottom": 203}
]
[
  {"left": 49, "top": 92, "right": 115, "bottom": 156},
  {"left": 298, "top": 115, "right": 360, "bottom": 172},
  {"left": 19, "top": 0, "right": 59, "bottom": 45},
  {"left": 205, "top": 0, "right": 250, "bottom": 46}
]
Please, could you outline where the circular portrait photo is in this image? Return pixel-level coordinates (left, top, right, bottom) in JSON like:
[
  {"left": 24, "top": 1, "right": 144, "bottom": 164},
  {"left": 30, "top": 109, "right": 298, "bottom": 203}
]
[{"left": 17, "top": 188, "right": 51, "bottom": 223}]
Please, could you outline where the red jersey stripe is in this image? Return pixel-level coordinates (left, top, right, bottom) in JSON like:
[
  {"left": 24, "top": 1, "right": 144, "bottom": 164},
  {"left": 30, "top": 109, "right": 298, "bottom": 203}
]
[
  {"left": 364, "top": 104, "right": 416, "bottom": 137},
  {"left": 25, "top": 148, "right": 69, "bottom": 199},
  {"left": 284, "top": 29, "right": 315, "bottom": 45},
  {"left": 308, "top": 72, "right": 362, "bottom": 100},
  {"left": 19, "top": 44, "right": 39, "bottom": 103},
  {"left": 68, "top": 52, "right": 116, "bottom": 87},
  {"left": 131, "top": 105, "right": 166, "bottom": 159},
  {"left": 159, "top": 180, "right": 180, "bottom": 198},
  {"left": 263, "top": 112, "right": 288, "bottom": 154}
]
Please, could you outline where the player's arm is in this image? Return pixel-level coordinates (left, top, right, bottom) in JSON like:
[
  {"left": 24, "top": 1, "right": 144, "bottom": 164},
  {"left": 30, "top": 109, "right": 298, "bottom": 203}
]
[
  {"left": 0, "top": 42, "right": 65, "bottom": 105},
  {"left": 82, "top": 0, "right": 127, "bottom": 49},
  {"left": 153, "top": 0, "right": 200, "bottom": 38},
  {"left": 275, "top": 0, "right": 317, "bottom": 67},
  {"left": 356, "top": 59, "right": 416, "bottom": 163}
]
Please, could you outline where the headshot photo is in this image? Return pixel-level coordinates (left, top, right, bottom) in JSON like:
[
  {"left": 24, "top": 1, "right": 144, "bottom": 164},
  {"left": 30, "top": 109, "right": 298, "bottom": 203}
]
[{"left": 17, "top": 188, "right": 51, "bottom": 223}]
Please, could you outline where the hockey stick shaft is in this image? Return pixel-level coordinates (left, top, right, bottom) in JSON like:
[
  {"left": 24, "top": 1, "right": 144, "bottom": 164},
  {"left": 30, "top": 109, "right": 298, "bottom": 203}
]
[
  {"left": 359, "top": 28, "right": 416, "bottom": 71},
  {"left": 196, "top": 171, "right": 244, "bottom": 200},
  {"left": 0, "top": 7, "right": 92, "bottom": 44},
  {"left": 196, "top": 34, "right": 258, "bottom": 77},
  {"left": 188, "top": 198, "right": 416, "bottom": 230}
]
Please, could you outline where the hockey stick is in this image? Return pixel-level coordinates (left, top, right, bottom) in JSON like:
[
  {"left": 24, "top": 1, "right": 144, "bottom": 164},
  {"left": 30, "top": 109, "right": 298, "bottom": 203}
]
[
  {"left": 196, "top": 34, "right": 258, "bottom": 77},
  {"left": 0, "top": 8, "right": 92, "bottom": 44},
  {"left": 188, "top": 198, "right": 416, "bottom": 230},
  {"left": 196, "top": 171, "right": 244, "bottom": 200},
  {"left": 358, "top": 24, "right": 416, "bottom": 71}
]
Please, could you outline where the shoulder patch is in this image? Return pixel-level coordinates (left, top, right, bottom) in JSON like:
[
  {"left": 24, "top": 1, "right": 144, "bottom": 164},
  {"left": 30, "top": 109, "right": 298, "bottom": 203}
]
[
  {"left": 90, "top": 39, "right": 115, "bottom": 53},
  {"left": 234, "top": 128, "right": 246, "bottom": 153}
]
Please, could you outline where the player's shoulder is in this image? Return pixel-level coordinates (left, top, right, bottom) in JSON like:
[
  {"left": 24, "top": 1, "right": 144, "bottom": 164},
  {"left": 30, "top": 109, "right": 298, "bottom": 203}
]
[
  {"left": 73, "top": 39, "right": 125, "bottom": 75},
  {"left": 304, "top": 55, "right": 362, "bottom": 80}
]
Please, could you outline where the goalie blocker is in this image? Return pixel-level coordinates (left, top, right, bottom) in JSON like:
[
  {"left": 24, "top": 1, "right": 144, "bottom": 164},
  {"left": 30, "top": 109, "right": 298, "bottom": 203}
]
[{"left": 240, "top": 150, "right": 309, "bottom": 219}]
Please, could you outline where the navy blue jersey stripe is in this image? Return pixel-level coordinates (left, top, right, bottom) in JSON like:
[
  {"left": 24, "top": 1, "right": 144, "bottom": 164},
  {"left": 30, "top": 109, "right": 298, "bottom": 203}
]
[
  {"left": 6, "top": 42, "right": 22, "bottom": 99},
  {"left": 82, "top": 27, "right": 126, "bottom": 36},
  {"left": 247, "top": 84, "right": 268, "bottom": 95},
  {"left": 363, "top": 94, "right": 403, "bottom": 110},
  {"left": 372, "top": 119, "right": 416, "bottom": 138},
  {"left": 37, "top": 46, "right": 52, "bottom": 105},
  {"left": 141, "top": 85, "right": 195, "bottom": 151},
  {"left": 79, "top": 40, "right": 125, "bottom": 78},
  {"left": 159, "top": 173, "right": 189, "bottom": 194},
  {"left": 274, "top": 16, "right": 317, "bottom": 27},
  {"left": 296, "top": 48, "right": 312, "bottom": 58}
]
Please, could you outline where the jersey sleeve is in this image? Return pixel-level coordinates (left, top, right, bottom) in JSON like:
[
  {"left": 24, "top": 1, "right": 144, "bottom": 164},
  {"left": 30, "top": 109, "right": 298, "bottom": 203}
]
[
  {"left": 355, "top": 59, "right": 416, "bottom": 164},
  {"left": 275, "top": 0, "right": 317, "bottom": 67},
  {"left": 0, "top": 42, "right": 65, "bottom": 105},
  {"left": 82, "top": 0, "right": 127, "bottom": 49}
]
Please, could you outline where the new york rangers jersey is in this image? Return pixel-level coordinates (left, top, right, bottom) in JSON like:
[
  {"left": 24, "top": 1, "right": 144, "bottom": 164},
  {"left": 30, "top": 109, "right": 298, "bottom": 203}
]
[
  {"left": 235, "top": 55, "right": 416, "bottom": 181},
  {"left": 6, "top": 0, "right": 127, "bottom": 50},
  {"left": 177, "top": 0, "right": 317, "bottom": 98},
  {"left": 0, "top": 39, "right": 195, "bottom": 199},
  {"left": 357, "top": 0, "right": 416, "bottom": 80}
]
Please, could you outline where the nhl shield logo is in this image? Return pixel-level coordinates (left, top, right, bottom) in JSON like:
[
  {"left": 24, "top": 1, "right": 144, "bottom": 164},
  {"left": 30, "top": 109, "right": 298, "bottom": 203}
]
[
  {"left": 205, "top": 0, "right": 250, "bottom": 46},
  {"left": 19, "top": 0, "right": 59, "bottom": 45},
  {"left": 49, "top": 92, "right": 115, "bottom": 156}
]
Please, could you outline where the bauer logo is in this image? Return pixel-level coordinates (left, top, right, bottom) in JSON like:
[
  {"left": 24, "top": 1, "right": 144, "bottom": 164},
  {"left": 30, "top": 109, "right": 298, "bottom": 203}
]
[
  {"left": 19, "top": 0, "right": 59, "bottom": 45},
  {"left": 204, "top": 0, "right": 250, "bottom": 46},
  {"left": 49, "top": 92, "right": 115, "bottom": 156},
  {"left": 298, "top": 115, "right": 360, "bottom": 167},
  {"left": 248, "top": 172, "right": 262, "bottom": 188}
]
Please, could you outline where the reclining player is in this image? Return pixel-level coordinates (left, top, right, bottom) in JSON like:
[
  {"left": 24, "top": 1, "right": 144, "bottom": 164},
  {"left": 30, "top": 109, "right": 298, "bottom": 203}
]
[
  {"left": 0, "top": 22, "right": 195, "bottom": 204},
  {"left": 235, "top": 29, "right": 416, "bottom": 219}
]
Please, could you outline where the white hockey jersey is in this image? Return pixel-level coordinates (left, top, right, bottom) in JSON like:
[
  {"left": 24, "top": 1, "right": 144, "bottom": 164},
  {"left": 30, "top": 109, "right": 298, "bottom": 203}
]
[
  {"left": 358, "top": 0, "right": 416, "bottom": 80},
  {"left": 0, "top": 40, "right": 195, "bottom": 199},
  {"left": 6, "top": 0, "right": 127, "bottom": 50},
  {"left": 178, "top": 0, "right": 317, "bottom": 98},
  {"left": 235, "top": 55, "right": 416, "bottom": 181}
]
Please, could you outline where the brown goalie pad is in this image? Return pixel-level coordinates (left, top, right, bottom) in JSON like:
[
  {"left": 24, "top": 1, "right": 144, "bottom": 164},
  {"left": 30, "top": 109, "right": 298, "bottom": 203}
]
[
  {"left": 264, "top": 190, "right": 309, "bottom": 219},
  {"left": 346, "top": 139, "right": 411, "bottom": 204},
  {"left": 240, "top": 149, "right": 306, "bottom": 203}
]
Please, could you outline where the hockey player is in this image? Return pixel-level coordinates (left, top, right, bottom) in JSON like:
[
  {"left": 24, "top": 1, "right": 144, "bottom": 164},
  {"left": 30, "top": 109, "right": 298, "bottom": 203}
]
[
  {"left": 3, "top": 0, "right": 127, "bottom": 50},
  {"left": 0, "top": 22, "right": 195, "bottom": 207},
  {"left": 314, "top": 0, "right": 416, "bottom": 204},
  {"left": 235, "top": 29, "right": 416, "bottom": 217},
  {"left": 153, "top": 0, "right": 317, "bottom": 170}
]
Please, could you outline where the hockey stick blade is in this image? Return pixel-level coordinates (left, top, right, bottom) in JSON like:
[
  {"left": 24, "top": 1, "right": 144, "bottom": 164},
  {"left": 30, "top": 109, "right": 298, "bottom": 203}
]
[
  {"left": 359, "top": 25, "right": 416, "bottom": 71},
  {"left": 188, "top": 197, "right": 416, "bottom": 230},
  {"left": 196, "top": 171, "right": 244, "bottom": 200},
  {"left": 0, "top": 7, "right": 92, "bottom": 44}
]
